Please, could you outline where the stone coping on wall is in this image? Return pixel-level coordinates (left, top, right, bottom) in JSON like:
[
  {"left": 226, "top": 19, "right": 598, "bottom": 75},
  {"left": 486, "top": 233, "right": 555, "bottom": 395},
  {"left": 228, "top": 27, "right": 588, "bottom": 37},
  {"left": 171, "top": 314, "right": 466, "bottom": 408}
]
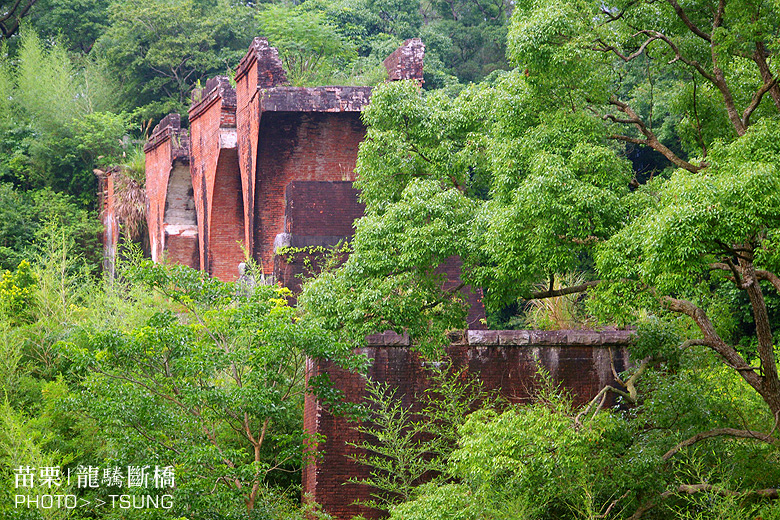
[
  {"left": 364, "top": 329, "right": 635, "bottom": 347},
  {"left": 258, "top": 86, "right": 373, "bottom": 112}
]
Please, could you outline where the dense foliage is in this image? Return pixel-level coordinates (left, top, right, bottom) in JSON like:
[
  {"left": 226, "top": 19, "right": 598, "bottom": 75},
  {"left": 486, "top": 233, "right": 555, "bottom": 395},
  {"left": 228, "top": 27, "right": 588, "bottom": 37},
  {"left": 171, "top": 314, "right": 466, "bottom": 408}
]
[
  {"left": 0, "top": 0, "right": 515, "bottom": 264},
  {"left": 298, "top": 0, "right": 780, "bottom": 517},
  {"left": 1, "top": 239, "right": 364, "bottom": 519}
]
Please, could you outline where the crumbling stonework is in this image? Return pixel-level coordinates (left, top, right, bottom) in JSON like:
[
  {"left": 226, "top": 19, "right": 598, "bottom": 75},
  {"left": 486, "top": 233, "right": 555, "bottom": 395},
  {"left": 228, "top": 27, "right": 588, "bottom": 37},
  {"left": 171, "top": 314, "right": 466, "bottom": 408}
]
[
  {"left": 145, "top": 37, "right": 430, "bottom": 286},
  {"left": 188, "top": 76, "right": 241, "bottom": 279},
  {"left": 136, "top": 37, "right": 637, "bottom": 520},
  {"left": 96, "top": 168, "right": 120, "bottom": 277},
  {"left": 383, "top": 38, "right": 425, "bottom": 82},
  {"left": 143, "top": 114, "right": 195, "bottom": 267}
]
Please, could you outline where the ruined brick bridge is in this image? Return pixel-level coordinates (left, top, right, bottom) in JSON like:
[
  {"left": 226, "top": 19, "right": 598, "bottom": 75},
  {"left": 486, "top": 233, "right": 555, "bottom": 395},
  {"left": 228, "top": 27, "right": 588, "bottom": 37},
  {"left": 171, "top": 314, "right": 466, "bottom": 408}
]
[{"left": 96, "top": 36, "right": 638, "bottom": 519}]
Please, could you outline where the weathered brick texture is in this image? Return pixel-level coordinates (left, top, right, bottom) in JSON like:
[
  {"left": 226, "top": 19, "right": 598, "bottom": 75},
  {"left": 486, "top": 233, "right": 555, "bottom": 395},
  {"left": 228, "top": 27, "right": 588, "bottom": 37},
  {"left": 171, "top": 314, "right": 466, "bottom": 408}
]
[
  {"left": 147, "top": 37, "right": 433, "bottom": 283},
  {"left": 188, "top": 76, "right": 241, "bottom": 279},
  {"left": 96, "top": 168, "right": 119, "bottom": 276},
  {"left": 283, "top": 181, "right": 364, "bottom": 239},
  {"left": 235, "top": 37, "right": 289, "bottom": 257},
  {"left": 383, "top": 38, "right": 425, "bottom": 82},
  {"left": 273, "top": 181, "right": 364, "bottom": 293},
  {"left": 254, "top": 112, "right": 365, "bottom": 275},
  {"left": 143, "top": 113, "right": 194, "bottom": 265},
  {"left": 436, "top": 255, "right": 487, "bottom": 330},
  {"left": 209, "top": 150, "right": 245, "bottom": 280},
  {"left": 303, "top": 330, "right": 634, "bottom": 520}
]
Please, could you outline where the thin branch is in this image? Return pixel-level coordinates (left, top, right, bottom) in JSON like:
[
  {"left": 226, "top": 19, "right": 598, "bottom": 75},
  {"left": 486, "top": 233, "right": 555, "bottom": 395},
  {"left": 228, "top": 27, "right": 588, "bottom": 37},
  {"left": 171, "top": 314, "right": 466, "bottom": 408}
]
[
  {"left": 680, "top": 338, "right": 709, "bottom": 349},
  {"left": 662, "top": 427, "right": 778, "bottom": 461},
  {"left": 713, "top": 238, "right": 753, "bottom": 257},
  {"left": 608, "top": 134, "right": 647, "bottom": 145},
  {"left": 0, "top": 0, "right": 36, "bottom": 39},
  {"left": 665, "top": 0, "right": 712, "bottom": 42},
  {"left": 756, "top": 269, "right": 780, "bottom": 295},
  {"left": 661, "top": 296, "right": 757, "bottom": 377},
  {"left": 575, "top": 355, "right": 653, "bottom": 427},
  {"left": 674, "top": 483, "right": 778, "bottom": 499},
  {"left": 530, "top": 280, "right": 600, "bottom": 299},
  {"left": 753, "top": 42, "right": 780, "bottom": 111},
  {"left": 607, "top": 95, "right": 703, "bottom": 172},
  {"left": 127, "top": 422, "right": 183, "bottom": 455},
  {"left": 0, "top": 0, "right": 25, "bottom": 24},
  {"left": 708, "top": 0, "right": 747, "bottom": 135},
  {"left": 591, "top": 35, "right": 660, "bottom": 62},
  {"left": 633, "top": 30, "right": 716, "bottom": 83},
  {"left": 629, "top": 484, "right": 779, "bottom": 519},
  {"left": 421, "top": 282, "right": 466, "bottom": 310},
  {"left": 725, "top": 257, "right": 745, "bottom": 287},
  {"left": 742, "top": 77, "right": 778, "bottom": 127},
  {"left": 575, "top": 385, "right": 628, "bottom": 427},
  {"left": 691, "top": 74, "right": 707, "bottom": 157},
  {"left": 596, "top": 491, "right": 630, "bottom": 519}
]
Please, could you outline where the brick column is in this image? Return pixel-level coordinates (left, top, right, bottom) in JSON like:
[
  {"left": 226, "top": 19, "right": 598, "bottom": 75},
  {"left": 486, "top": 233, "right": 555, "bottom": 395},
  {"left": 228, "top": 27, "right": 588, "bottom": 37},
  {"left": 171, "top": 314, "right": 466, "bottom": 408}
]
[
  {"left": 144, "top": 114, "right": 194, "bottom": 266},
  {"left": 234, "top": 37, "right": 289, "bottom": 268},
  {"left": 189, "top": 76, "right": 243, "bottom": 280},
  {"left": 383, "top": 38, "right": 425, "bottom": 82}
]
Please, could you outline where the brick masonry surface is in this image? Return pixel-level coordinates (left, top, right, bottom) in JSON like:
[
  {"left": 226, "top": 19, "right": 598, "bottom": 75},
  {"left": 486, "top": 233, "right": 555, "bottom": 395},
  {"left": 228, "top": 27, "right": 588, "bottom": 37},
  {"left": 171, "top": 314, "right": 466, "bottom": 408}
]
[
  {"left": 145, "top": 38, "right": 427, "bottom": 284},
  {"left": 253, "top": 112, "right": 365, "bottom": 275},
  {"left": 383, "top": 38, "right": 425, "bottom": 82},
  {"left": 188, "top": 76, "right": 239, "bottom": 277},
  {"left": 303, "top": 329, "right": 634, "bottom": 520},
  {"left": 273, "top": 181, "right": 364, "bottom": 294},
  {"left": 144, "top": 113, "right": 191, "bottom": 264}
]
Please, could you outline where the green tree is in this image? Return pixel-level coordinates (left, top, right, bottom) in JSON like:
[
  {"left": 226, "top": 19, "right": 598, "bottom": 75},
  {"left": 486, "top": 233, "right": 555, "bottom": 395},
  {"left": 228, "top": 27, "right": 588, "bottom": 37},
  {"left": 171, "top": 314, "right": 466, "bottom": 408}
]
[
  {"left": 348, "top": 365, "right": 493, "bottom": 512},
  {"left": 64, "top": 261, "right": 362, "bottom": 517},
  {"left": 28, "top": 0, "right": 110, "bottom": 53},
  {"left": 0, "top": 184, "right": 102, "bottom": 271},
  {"left": 0, "top": 29, "right": 127, "bottom": 200},
  {"left": 257, "top": 3, "right": 358, "bottom": 86},
  {"left": 420, "top": 0, "right": 511, "bottom": 83},
  {"left": 95, "top": 0, "right": 254, "bottom": 116},
  {"left": 301, "top": 0, "right": 780, "bottom": 513},
  {"left": 390, "top": 362, "right": 780, "bottom": 520},
  {"left": 0, "top": 0, "right": 37, "bottom": 39},
  {"left": 300, "top": 76, "right": 630, "bottom": 352}
]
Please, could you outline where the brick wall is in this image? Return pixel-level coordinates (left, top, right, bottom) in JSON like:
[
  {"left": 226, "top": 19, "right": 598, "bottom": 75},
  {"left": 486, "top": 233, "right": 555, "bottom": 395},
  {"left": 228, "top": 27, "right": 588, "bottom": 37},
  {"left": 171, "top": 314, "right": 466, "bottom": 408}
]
[
  {"left": 383, "top": 39, "right": 425, "bottom": 82},
  {"left": 253, "top": 112, "right": 365, "bottom": 275},
  {"left": 303, "top": 330, "right": 634, "bottom": 520},
  {"left": 209, "top": 150, "right": 245, "bottom": 281},
  {"left": 188, "top": 76, "right": 240, "bottom": 278},
  {"left": 144, "top": 113, "right": 192, "bottom": 264},
  {"left": 283, "top": 181, "right": 364, "bottom": 238},
  {"left": 259, "top": 86, "right": 372, "bottom": 112},
  {"left": 273, "top": 181, "right": 364, "bottom": 293},
  {"left": 235, "top": 37, "right": 290, "bottom": 259}
]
